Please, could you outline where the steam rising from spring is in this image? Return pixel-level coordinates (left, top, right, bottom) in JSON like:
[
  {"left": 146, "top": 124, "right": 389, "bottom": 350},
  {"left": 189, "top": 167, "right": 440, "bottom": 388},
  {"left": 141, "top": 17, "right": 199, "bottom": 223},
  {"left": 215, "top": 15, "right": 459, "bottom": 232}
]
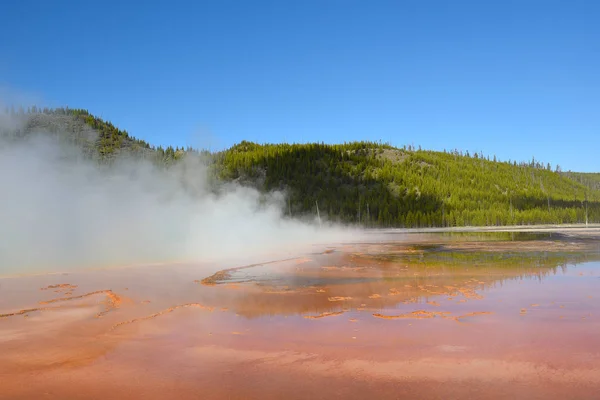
[{"left": 0, "top": 112, "right": 353, "bottom": 275}]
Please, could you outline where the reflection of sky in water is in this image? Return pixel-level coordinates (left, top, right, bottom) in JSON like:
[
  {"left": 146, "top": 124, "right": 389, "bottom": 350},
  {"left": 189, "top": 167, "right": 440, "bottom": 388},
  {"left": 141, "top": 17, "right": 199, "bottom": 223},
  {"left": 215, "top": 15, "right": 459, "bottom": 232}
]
[
  {"left": 224, "top": 249, "right": 600, "bottom": 288},
  {"left": 260, "top": 261, "right": 598, "bottom": 322},
  {"left": 218, "top": 245, "right": 600, "bottom": 321}
]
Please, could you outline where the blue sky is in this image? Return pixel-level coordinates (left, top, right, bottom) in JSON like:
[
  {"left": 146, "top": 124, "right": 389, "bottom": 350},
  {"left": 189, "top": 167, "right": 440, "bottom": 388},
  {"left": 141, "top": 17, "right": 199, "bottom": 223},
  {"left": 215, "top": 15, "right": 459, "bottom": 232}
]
[{"left": 1, "top": 0, "right": 598, "bottom": 171}]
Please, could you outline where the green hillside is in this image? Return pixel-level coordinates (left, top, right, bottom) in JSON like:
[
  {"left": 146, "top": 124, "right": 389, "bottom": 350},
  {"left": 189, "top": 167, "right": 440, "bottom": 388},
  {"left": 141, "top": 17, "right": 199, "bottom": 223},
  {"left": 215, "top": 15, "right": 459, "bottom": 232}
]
[
  {"left": 566, "top": 172, "right": 600, "bottom": 191},
  {"left": 3, "top": 107, "right": 599, "bottom": 227},
  {"left": 2, "top": 107, "right": 187, "bottom": 163},
  {"left": 214, "top": 141, "right": 600, "bottom": 226}
]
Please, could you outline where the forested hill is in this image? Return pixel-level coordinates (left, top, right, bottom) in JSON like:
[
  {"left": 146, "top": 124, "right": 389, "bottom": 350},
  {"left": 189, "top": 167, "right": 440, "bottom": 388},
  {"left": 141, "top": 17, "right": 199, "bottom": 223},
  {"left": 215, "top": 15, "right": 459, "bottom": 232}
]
[
  {"left": 566, "top": 172, "right": 600, "bottom": 191},
  {"left": 214, "top": 141, "right": 600, "bottom": 226},
  {"left": 2, "top": 107, "right": 599, "bottom": 227},
  {"left": 1, "top": 107, "right": 186, "bottom": 163}
]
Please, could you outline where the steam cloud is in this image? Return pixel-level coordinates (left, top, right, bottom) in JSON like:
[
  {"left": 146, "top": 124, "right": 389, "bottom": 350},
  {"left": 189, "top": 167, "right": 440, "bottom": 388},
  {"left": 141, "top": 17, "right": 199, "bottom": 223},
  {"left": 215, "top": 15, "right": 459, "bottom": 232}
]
[{"left": 0, "top": 111, "right": 354, "bottom": 276}]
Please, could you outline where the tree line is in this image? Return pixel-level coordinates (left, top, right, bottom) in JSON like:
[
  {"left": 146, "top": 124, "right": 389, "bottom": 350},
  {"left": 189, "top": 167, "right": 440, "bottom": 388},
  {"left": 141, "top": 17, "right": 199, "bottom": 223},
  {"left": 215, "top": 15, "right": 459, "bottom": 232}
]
[{"left": 4, "top": 107, "right": 599, "bottom": 227}]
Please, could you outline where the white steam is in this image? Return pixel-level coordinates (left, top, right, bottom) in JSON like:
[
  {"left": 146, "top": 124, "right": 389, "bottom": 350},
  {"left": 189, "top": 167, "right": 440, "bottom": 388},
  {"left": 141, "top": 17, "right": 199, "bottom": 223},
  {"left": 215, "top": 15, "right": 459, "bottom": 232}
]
[{"left": 0, "top": 113, "right": 354, "bottom": 276}]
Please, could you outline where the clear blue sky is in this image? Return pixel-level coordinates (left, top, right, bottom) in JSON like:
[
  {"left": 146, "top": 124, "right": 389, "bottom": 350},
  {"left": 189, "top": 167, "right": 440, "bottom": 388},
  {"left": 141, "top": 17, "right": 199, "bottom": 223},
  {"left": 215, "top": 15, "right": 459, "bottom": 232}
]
[{"left": 1, "top": 0, "right": 598, "bottom": 171}]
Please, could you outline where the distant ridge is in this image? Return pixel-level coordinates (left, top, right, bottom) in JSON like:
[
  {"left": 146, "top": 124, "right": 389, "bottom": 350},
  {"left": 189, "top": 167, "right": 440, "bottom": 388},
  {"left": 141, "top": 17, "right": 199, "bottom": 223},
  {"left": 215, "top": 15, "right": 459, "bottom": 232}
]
[{"left": 2, "top": 107, "right": 599, "bottom": 227}]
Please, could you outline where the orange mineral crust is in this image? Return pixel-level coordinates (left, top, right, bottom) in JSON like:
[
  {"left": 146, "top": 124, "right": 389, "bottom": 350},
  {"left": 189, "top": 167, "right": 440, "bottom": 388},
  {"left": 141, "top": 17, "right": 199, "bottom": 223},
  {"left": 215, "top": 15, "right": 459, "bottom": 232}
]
[{"left": 1, "top": 233, "right": 600, "bottom": 399}]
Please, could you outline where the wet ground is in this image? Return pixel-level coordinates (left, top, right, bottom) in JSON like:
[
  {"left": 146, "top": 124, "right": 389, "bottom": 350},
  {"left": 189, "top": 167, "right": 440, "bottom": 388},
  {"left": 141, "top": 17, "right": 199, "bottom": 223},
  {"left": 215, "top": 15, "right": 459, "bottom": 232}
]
[{"left": 1, "top": 230, "right": 600, "bottom": 399}]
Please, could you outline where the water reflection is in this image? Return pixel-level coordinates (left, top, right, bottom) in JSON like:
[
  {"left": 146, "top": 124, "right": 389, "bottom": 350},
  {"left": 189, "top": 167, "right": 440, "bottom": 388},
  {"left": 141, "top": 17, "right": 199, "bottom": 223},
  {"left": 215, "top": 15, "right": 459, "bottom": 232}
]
[
  {"left": 204, "top": 234, "right": 600, "bottom": 319},
  {"left": 2, "top": 231, "right": 599, "bottom": 400}
]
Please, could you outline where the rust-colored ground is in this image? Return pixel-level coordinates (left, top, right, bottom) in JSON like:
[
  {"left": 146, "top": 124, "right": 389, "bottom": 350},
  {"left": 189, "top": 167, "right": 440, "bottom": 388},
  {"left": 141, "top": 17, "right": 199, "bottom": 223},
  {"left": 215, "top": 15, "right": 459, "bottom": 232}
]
[{"left": 1, "top": 231, "right": 600, "bottom": 399}]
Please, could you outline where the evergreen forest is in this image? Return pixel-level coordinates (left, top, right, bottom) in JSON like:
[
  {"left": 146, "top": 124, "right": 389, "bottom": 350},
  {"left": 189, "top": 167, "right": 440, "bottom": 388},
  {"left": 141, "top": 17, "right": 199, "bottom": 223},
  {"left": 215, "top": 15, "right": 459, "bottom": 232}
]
[{"left": 3, "top": 106, "right": 599, "bottom": 227}]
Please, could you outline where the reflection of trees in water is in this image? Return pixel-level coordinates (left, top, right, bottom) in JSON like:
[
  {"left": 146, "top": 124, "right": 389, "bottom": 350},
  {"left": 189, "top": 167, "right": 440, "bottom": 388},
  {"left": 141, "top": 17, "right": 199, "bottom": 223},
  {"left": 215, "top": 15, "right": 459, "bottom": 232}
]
[
  {"left": 362, "top": 250, "right": 600, "bottom": 286},
  {"left": 440, "top": 232, "right": 555, "bottom": 241},
  {"left": 222, "top": 248, "right": 600, "bottom": 319}
]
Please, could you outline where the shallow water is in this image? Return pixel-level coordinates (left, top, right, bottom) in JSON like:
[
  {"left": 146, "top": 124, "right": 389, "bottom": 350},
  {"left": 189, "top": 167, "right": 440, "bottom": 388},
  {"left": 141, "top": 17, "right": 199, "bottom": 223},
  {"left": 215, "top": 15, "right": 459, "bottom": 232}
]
[{"left": 1, "top": 231, "right": 600, "bottom": 399}]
